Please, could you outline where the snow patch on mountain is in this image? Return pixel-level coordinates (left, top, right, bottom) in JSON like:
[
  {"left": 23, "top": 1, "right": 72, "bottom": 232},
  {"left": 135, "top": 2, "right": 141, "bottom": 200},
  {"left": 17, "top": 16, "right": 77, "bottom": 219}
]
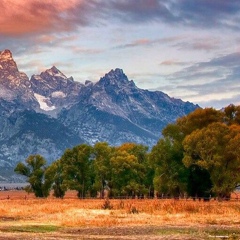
[
  {"left": 34, "top": 93, "right": 56, "bottom": 111},
  {"left": 31, "top": 75, "right": 42, "bottom": 81},
  {"left": 51, "top": 91, "right": 66, "bottom": 98}
]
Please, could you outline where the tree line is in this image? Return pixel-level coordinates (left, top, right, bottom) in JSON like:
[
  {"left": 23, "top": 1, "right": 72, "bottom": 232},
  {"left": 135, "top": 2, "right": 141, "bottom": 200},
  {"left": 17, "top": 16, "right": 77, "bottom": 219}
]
[{"left": 15, "top": 104, "right": 240, "bottom": 200}]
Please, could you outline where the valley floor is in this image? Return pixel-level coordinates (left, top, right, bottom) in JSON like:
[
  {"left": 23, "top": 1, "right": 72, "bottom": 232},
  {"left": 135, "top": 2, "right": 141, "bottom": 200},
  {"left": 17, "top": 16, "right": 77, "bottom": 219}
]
[{"left": 0, "top": 191, "right": 239, "bottom": 239}]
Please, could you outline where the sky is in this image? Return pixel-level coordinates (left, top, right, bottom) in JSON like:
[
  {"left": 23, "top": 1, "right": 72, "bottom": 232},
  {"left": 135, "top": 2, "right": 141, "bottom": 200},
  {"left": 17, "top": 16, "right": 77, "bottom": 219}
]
[{"left": 0, "top": 0, "right": 240, "bottom": 109}]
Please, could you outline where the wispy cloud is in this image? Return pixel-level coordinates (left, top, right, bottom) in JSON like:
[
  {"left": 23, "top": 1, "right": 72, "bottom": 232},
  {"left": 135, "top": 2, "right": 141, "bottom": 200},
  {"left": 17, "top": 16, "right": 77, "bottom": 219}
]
[
  {"left": 114, "top": 36, "right": 184, "bottom": 49},
  {"left": 168, "top": 52, "right": 240, "bottom": 81},
  {"left": 160, "top": 60, "right": 189, "bottom": 66},
  {"left": 175, "top": 0, "right": 240, "bottom": 30},
  {"left": 158, "top": 52, "right": 240, "bottom": 107},
  {"left": 37, "top": 35, "right": 78, "bottom": 45},
  {"left": 107, "top": 0, "right": 175, "bottom": 23},
  {"left": 106, "top": 0, "right": 240, "bottom": 30},
  {"left": 71, "top": 47, "right": 103, "bottom": 55},
  {"left": 174, "top": 37, "right": 221, "bottom": 51},
  {"left": 198, "top": 94, "right": 240, "bottom": 109}
]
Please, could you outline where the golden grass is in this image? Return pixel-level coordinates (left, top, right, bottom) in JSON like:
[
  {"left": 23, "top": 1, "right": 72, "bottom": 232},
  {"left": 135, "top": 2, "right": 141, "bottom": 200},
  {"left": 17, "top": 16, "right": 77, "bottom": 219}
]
[{"left": 0, "top": 191, "right": 239, "bottom": 229}]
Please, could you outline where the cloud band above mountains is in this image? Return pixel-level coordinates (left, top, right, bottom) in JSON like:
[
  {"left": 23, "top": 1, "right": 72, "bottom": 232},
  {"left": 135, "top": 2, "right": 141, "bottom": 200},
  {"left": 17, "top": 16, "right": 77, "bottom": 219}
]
[
  {"left": 1, "top": 0, "right": 240, "bottom": 36},
  {"left": 1, "top": 0, "right": 239, "bottom": 109}
]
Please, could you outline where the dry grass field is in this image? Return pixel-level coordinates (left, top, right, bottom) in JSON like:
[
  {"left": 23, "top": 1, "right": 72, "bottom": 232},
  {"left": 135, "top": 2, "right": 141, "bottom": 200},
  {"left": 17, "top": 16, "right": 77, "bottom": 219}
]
[{"left": 0, "top": 191, "right": 240, "bottom": 239}]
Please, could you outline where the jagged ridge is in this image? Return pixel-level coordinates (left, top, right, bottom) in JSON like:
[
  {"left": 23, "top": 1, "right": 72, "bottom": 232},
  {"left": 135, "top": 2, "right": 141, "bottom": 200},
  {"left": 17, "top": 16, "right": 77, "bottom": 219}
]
[{"left": 0, "top": 50, "right": 199, "bottom": 181}]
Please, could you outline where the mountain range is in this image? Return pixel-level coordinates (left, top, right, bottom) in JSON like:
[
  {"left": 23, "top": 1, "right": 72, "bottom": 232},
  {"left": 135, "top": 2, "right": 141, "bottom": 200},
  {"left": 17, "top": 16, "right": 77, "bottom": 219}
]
[{"left": 0, "top": 49, "right": 198, "bottom": 181}]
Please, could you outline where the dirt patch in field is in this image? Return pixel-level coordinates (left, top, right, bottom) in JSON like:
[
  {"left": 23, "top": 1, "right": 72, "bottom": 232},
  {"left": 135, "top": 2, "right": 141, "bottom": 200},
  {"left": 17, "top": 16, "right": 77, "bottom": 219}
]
[{"left": 0, "top": 225, "right": 239, "bottom": 240}]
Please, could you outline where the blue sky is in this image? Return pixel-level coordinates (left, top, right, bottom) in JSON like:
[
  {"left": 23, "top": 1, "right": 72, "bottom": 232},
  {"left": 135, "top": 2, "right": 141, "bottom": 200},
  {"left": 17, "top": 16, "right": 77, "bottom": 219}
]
[{"left": 0, "top": 0, "right": 239, "bottom": 109}]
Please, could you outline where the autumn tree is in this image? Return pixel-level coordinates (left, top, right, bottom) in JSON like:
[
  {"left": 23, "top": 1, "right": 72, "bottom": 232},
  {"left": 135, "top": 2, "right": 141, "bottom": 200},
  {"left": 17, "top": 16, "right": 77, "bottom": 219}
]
[
  {"left": 14, "top": 155, "right": 51, "bottom": 197},
  {"left": 183, "top": 122, "right": 240, "bottom": 199},
  {"left": 149, "top": 107, "right": 229, "bottom": 198},
  {"left": 224, "top": 104, "right": 240, "bottom": 125},
  {"left": 173, "top": 107, "right": 223, "bottom": 137}
]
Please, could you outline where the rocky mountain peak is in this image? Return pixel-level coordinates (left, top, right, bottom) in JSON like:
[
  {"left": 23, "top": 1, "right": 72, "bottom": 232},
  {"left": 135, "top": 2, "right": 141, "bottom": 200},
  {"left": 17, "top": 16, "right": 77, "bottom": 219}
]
[
  {"left": 30, "top": 65, "right": 84, "bottom": 114},
  {"left": 0, "top": 50, "right": 39, "bottom": 110},
  {"left": 0, "top": 49, "right": 25, "bottom": 80},
  {"left": 99, "top": 68, "right": 130, "bottom": 86},
  {"left": 43, "top": 66, "right": 68, "bottom": 80},
  {"left": 50, "top": 66, "right": 59, "bottom": 72},
  {"left": 85, "top": 80, "right": 93, "bottom": 86},
  {"left": 0, "top": 49, "right": 18, "bottom": 75},
  {"left": 0, "top": 49, "right": 13, "bottom": 61},
  {"left": 109, "top": 68, "right": 124, "bottom": 77}
]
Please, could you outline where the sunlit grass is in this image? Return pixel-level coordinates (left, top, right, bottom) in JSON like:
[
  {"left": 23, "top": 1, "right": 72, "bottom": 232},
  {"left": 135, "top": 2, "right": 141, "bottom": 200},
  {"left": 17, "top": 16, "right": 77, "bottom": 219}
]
[
  {"left": 0, "top": 191, "right": 239, "bottom": 239},
  {"left": 0, "top": 192, "right": 239, "bottom": 228}
]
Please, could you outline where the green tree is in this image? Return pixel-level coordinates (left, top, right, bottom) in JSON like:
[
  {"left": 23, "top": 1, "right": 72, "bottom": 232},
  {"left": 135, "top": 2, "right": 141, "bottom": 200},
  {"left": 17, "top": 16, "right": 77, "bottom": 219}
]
[
  {"left": 130, "top": 144, "right": 153, "bottom": 198},
  {"left": 93, "top": 142, "right": 113, "bottom": 198},
  {"left": 116, "top": 143, "right": 152, "bottom": 197},
  {"left": 183, "top": 122, "right": 240, "bottom": 199},
  {"left": 150, "top": 138, "right": 187, "bottom": 198},
  {"left": 14, "top": 155, "right": 51, "bottom": 197},
  {"left": 187, "top": 164, "right": 212, "bottom": 200},
  {"left": 119, "top": 143, "right": 149, "bottom": 165},
  {"left": 45, "top": 159, "right": 67, "bottom": 198},
  {"left": 60, "top": 144, "right": 93, "bottom": 198},
  {"left": 110, "top": 147, "right": 147, "bottom": 198}
]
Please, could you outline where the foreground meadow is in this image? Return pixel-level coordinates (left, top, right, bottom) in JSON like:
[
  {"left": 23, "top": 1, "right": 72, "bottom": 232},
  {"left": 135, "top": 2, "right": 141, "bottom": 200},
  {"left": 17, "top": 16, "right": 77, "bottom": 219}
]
[{"left": 0, "top": 191, "right": 240, "bottom": 239}]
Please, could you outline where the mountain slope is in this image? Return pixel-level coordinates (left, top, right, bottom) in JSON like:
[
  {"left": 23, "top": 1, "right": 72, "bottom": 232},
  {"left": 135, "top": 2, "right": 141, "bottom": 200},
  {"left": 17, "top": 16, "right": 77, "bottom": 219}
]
[
  {"left": 58, "top": 68, "right": 198, "bottom": 145},
  {"left": 0, "top": 49, "right": 199, "bottom": 180},
  {"left": 0, "top": 50, "right": 83, "bottom": 180}
]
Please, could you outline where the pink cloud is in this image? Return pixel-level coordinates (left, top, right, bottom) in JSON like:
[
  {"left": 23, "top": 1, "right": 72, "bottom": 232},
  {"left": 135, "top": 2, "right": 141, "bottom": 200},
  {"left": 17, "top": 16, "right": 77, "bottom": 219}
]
[
  {"left": 36, "top": 35, "right": 78, "bottom": 46},
  {"left": 160, "top": 60, "right": 188, "bottom": 66},
  {"left": 125, "top": 39, "right": 151, "bottom": 47},
  {"left": 174, "top": 37, "right": 221, "bottom": 51},
  {"left": 160, "top": 60, "right": 178, "bottom": 66},
  {"left": 0, "top": 0, "right": 90, "bottom": 36},
  {"left": 115, "top": 36, "right": 184, "bottom": 49},
  {"left": 72, "top": 46, "right": 103, "bottom": 55}
]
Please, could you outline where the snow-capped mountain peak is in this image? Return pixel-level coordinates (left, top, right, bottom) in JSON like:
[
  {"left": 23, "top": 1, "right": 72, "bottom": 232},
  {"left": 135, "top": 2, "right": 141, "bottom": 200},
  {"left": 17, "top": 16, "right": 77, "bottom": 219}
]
[{"left": 30, "top": 66, "right": 83, "bottom": 114}]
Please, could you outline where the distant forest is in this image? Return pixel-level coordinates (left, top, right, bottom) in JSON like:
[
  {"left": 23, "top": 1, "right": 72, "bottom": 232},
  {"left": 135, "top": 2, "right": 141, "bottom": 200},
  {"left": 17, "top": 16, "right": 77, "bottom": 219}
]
[{"left": 15, "top": 105, "right": 240, "bottom": 200}]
